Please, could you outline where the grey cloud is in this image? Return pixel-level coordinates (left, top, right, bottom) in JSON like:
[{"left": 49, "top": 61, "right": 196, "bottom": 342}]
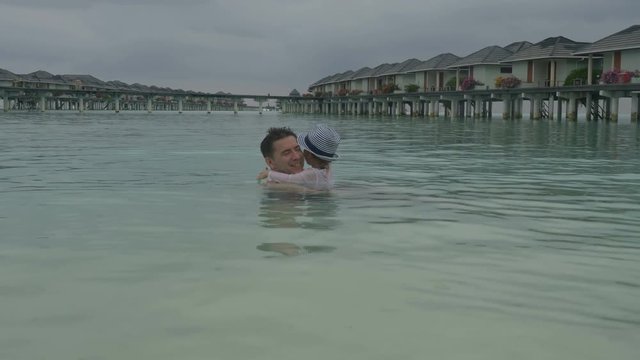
[
  {"left": 0, "top": 0, "right": 209, "bottom": 9},
  {"left": 1, "top": 0, "right": 638, "bottom": 94}
]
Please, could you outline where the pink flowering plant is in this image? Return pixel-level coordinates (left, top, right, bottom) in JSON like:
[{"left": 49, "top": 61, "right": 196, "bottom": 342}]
[
  {"left": 602, "top": 70, "right": 618, "bottom": 84},
  {"left": 495, "top": 76, "right": 521, "bottom": 89},
  {"left": 381, "top": 83, "right": 399, "bottom": 94},
  {"left": 404, "top": 84, "right": 420, "bottom": 93},
  {"left": 601, "top": 70, "right": 637, "bottom": 84},
  {"left": 460, "top": 77, "right": 483, "bottom": 91}
]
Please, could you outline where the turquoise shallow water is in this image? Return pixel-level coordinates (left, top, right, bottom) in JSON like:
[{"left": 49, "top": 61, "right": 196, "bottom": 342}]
[{"left": 1, "top": 111, "right": 640, "bottom": 360}]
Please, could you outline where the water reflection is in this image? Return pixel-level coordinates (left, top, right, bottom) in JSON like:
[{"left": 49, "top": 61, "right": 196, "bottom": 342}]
[
  {"left": 258, "top": 186, "right": 340, "bottom": 230},
  {"left": 256, "top": 242, "right": 336, "bottom": 257},
  {"left": 257, "top": 187, "right": 339, "bottom": 256}
]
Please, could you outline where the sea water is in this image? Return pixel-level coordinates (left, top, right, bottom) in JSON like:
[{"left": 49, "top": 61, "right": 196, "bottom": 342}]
[{"left": 1, "top": 111, "right": 639, "bottom": 360}]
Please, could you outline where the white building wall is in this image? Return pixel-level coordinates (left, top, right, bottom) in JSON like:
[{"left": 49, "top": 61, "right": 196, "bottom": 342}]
[
  {"left": 347, "top": 79, "right": 370, "bottom": 93},
  {"left": 533, "top": 62, "right": 547, "bottom": 86},
  {"left": 412, "top": 72, "right": 425, "bottom": 89},
  {"left": 473, "top": 66, "right": 504, "bottom": 89},
  {"left": 603, "top": 54, "right": 613, "bottom": 71},
  {"left": 511, "top": 62, "right": 529, "bottom": 84},
  {"left": 394, "top": 73, "right": 417, "bottom": 91},
  {"left": 404, "top": 73, "right": 418, "bottom": 86},
  {"left": 442, "top": 71, "right": 457, "bottom": 89},
  {"left": 425, "top": 72, "right": 437, "bottom": 90},
  {"left": 621, "top": 49, "right": 640, "bottom": 70},
  {"left": 393, "top": 74, "right": 406, "bottom": 89},
  {"left": 554, "top": 59, "right": 583, "bottom": 85},
  {"left": 471, "top": 67, "right": 487, "bottom": 88}
]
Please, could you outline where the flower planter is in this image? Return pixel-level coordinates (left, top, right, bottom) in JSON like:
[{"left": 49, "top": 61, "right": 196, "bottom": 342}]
[{"left": 619, "top": 73, "right": 632, "bottom": 83}]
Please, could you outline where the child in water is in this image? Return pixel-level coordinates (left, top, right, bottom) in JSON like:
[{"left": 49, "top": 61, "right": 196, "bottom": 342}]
[{"left": 257, "top": 124, "right": 340, "bottom": 189}]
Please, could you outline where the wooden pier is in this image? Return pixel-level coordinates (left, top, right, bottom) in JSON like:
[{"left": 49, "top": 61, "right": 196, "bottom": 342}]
[
  {"left": 2, "top": 82, "right": 639, "bottom": 122},
  {"left": 0, "top": 84, "right": 301, "bottom": 115},
  {"left": 280, "top": 83, "right": 640, "bottom": 122}
]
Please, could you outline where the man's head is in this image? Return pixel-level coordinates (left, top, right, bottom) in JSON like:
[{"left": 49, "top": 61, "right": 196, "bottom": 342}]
[{"left": 260, "top": 127, "right": 304, "bottom": 174}]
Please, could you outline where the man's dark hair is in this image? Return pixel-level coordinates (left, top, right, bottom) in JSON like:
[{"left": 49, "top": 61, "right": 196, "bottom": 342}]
[{"left": 260, "top": 127, "right": 296, "bottom": 157}]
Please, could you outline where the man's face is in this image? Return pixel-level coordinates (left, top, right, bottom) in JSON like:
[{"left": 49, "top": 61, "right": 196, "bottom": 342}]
[{"left": 265, "top": 135, "right": 304, "bottom": 174}]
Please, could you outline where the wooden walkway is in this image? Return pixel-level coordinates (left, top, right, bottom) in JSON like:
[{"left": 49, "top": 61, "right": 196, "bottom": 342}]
[
  {"left": 281, "top": 83, "right": 640, "bottom": 122},
  {"left": 1, "top": 83, "right": 639, "bottom": 121}
]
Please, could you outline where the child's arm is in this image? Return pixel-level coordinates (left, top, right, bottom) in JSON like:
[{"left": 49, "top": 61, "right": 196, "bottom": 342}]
[
  {"left": 257, "top": 168, "right": 269, "bottom": 180},
  {"left": 267, "top": 168, "right": 319, "bottom": 186}
]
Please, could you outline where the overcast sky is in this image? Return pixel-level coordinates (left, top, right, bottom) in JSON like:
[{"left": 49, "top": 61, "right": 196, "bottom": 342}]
[{"left": 1, "top": 0, "right": 638, "bottom": 95}]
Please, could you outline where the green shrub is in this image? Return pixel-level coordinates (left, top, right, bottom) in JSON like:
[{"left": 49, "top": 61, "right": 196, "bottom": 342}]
[
  {"left": 445, "top": 77, "right": 458, "bottom": 90},
  {"left": 404, "top": 84, "right": 420, "bottom": 93},
  {"left": 564, "top": 68, "right": 600, "bottom": 86}
]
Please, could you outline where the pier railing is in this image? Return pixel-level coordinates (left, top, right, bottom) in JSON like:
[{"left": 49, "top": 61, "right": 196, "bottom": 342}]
[
  {"left": 0, "top": 84, "right": 305, "bottom": 114},
  {"left": 1, "top": 83, "right": 639, "bottom": 122}
]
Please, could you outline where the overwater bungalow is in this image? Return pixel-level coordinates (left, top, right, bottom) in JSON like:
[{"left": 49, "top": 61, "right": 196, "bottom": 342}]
[
  {"left": 368, "top": 63, "right": 397, "bottom": 93},
  {"left": 312, "top": 71, "right": 349, "bottom": 96},
  {"left": 502, "top": 37, "right": 593, "bottom": 87},
  {"left": 447, "top": 43, "right": 529, "bottom": 90},
  {"left": 374, "top": 58, "right": 423, "bottom": 93},
  {"left": 333, "top": 70, "right": 355, "bottom": 95},
  {"left": 0, "top": 68, "right": 21, "bottom": 88},
  {"left": 106, "top": 80, "right": 135, "bottom": 91},
  {"left": 573, "top": 24, "right": 640, "bottom": 81},
  {"left": 59, "top": 74, "right": 108, "bottom": 91},
  {"left": 17, "top": 71, "right": 69, "bottom": 90},
  {"left": 401, "top": 53, "right": 461, "bottom": 92},
  {"left": 308, "top": 74, "right": 334, "bottom": 95},
  {"left": 345, "top": 66, "right": 374, "bottom": 94}
]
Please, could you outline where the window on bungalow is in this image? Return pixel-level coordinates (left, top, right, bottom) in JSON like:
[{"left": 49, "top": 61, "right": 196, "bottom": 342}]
[{"left": 500, "top": 67, "right": 512, "bottom": 74}]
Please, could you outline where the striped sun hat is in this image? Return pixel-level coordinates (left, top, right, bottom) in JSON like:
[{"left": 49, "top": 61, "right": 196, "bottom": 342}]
[{"left": 297, "top": 124, "right": 341, "bottom": 162}]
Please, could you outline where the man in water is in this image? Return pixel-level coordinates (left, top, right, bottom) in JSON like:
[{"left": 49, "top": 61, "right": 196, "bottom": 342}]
[
  {"left": 258, "top": 127, "right": 337, "bottom": 256},
  {"left": 259, "top": 127, "right": 304, "bottom": 175}
]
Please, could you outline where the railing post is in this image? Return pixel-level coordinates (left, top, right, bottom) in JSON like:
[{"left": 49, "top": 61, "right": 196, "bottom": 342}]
[
  {"left": 2, "top": 91, "right": 8, "bottom": 112},
  {"left": 631, "top": 94, "right": 639, "bottom": 122},
  {"left": 585, "top": 93, "right": 593, "bottom": 121}
]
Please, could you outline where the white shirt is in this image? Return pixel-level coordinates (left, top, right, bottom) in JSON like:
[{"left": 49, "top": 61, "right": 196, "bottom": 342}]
[{"left": 267, "top": 166, "right": 333, "bottom": 190}]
